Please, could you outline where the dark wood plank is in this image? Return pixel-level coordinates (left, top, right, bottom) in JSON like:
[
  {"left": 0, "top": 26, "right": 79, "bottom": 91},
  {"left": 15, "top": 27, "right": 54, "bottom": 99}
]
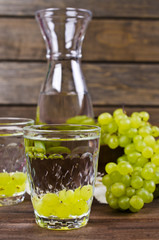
[
  {"left": 1, "top": 196, "right": 159, "bottom": 240},
  {"left": 1, "top": 19, "right": 159, "bottom": 61},
  {"left": 0, "top": 0, "right": 159, "bottom": 18},
  {"left": 0, "top": 62, "right": 159, "bottom": 105},
  {"left": 0, "top": 106, "right": 159, "bottom": 126}
]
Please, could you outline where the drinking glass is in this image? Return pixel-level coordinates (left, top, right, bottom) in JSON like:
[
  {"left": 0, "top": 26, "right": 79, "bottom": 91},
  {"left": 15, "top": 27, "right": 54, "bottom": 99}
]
[
  {"left": 0, "top": 117, "right": 34, "bottom": 206},
  {"left": 24, "top": 124, "right": 101, "bottom": 230}
]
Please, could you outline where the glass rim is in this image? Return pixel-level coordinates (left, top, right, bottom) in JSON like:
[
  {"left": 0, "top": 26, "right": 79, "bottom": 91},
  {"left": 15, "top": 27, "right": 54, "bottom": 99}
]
[
  {"left": 0, "top": 117, "right": 34, "bottom": 126},
  {"left": 23, "top": 124, "right": 100, "bottom": 135},
  {"left": 35, "top": 7, "right": 92, "bottom": 19}
]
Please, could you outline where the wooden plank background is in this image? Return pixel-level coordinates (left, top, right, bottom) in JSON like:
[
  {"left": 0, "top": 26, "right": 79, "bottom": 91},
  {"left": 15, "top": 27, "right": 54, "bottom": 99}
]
[{"left": 0, "top": 0, "right": 159, "bottom": 122}]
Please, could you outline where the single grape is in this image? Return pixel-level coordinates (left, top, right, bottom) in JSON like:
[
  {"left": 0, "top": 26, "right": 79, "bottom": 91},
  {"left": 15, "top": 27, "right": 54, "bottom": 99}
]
[
  {"left": 105, "top": 162, "right": 117, "bottom": 174},
  {"left": 126, "top": 187, "right": 135, "bottom": 197},
  {"left": 131, "top": 116, "right": 142, "bottom": 128},
  {"left": 119, "top": 135, "right": 131, "bottom": 148},
  {"left": 139, "top": 126, "right": 152, "bottom": 137},
  {"left": 151, "top": 126, "right": 159, "bottom": 137},
  {"left": 127, "top": 152, "right": 141, "bottom": 164},
  {"left": 106, "top": 121, "right": 118, "bottom": 134},
  {"left": 139, "top": 111, "right": 149, "bottom": 122},
  {"left": 127, "top": 128, "right": 138, "bottom": 138},
  {"left": 107, "top": 135, "right": 119, "bottom": 149},
  {"left": 141, "top": 166, "right": 154, "bottom": 180},
  {"left": 118, "top": 196, "right": 130, "bottom": 210},
  {"left": 111, "top": 182, "right": 126, "bottom": 198},
  {"left": 129, "top": 195, "right": 144, "bottom": 210},
  {"left": 143, "top": 180, "right": 156, "bottom": 193},
  {"left": 121, "top": 175, "right": 131, "bottom": 187},
  {"left": 124, "top": 143, "right": 136, "bottom": 155},
  {"left": 102, "top": 174, "right": 113, "bottom": 187},
  {"left": 109, "top": 171, "right": 122, "bottom": 183},
  {"left": 151, "top": 154, "right": 159, "bottom": 166},
  {"left": 80, "top": 185, "right": 93, "bottom": 201},
  {"left": 143, "top": 135, "right": 156, "bottom": 148},
  {"left": 98, "top": 112, "right": 113, "bottom": 125},
  {"left": 142, "top": 146, "right": 153, "bottom": 158},
  {"left": 131, "top": 176, "right": 144, "bottom": 189},
  {"left": 118, "top": 162, "right": 133, "bottom": 175}
]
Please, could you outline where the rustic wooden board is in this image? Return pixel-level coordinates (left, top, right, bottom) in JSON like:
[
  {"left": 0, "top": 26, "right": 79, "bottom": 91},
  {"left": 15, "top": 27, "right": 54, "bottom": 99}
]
[
  {"left": 1, "top": 19, "right": 159, "bottom": 61},
  {"left": 1, "top": 196, "right": 159, "bottom": 240},
  {"left": 0, "top": 106, "right": 159, "bottom": 126},
  {"left": 0, "top": 62, "right": 159, "bottom": 105},
  {"left": 0, "top": 0, "right": 159, "bottom": 18}
]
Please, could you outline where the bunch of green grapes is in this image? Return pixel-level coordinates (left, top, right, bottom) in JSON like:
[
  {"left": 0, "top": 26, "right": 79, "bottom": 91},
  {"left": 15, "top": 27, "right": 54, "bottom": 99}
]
[
  {"left": 99, "top": 109, "right": 159, "bottom": 212},
  {"left": 32, "top": 185, "right": 93, "bottom": 218}
]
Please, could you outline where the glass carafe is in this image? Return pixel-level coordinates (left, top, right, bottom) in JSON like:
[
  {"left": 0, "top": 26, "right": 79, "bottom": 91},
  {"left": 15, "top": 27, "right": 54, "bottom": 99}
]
[{"left": 35, "top": 8, "right": 94, "bottom": 124}]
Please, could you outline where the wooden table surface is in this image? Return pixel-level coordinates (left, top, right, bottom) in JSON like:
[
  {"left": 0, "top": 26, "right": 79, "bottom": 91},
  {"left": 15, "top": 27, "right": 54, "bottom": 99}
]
[{"left": 1, "top": 193, "right": 159, "bottom": 240}]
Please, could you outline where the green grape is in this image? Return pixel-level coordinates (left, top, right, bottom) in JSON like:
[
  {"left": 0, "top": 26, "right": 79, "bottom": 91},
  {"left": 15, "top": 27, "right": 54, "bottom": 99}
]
[
  {"left": 106, "top": 121, "right": 118, "bottom": 134},
  {"left": 153, "top": 171, "right": 159, "bottom": 184},
  {"left": 109, "top": 171, "right": 122, "bottom": 183},
  {"left": 136, "top": 188, "right": 153, "bottom": 203},
  {"left": 124, "top": 143, "right": 136, "bottom": 155},
  {"left": 58, "top": 189, "right": 66, "bottom": 202},
  {"left": 126, "top": 187, "right": 135, "bottom": 197},
  {"left": 107, "top": 193, "right": 119, "bottom": 209},
  {"left": 135, "top": 156, "right": 148, "bottom": 167},
  {"left": 98, "top": 112, "right": 113, "bottom": 125},
  {"left": 66, "top": 115, "right": 88, "bottom": 124},
  {"left": 107, "top": 135, "right": 119, "bottom": 149},
  {"left": 139, "top": 126, "right": 152, "bottom": 137},
  {"left": 129, "top": 206, "right": 140, "bottom": 213},
  {"left": 113, "top": 108, "right": 124, "bottom": 117},
  {"left": 121, "top": 175, "right": 131, "bottom": 187},
  {"left": 154, "top": 144, "right": 159, "bottom": 154},
  {"left": 151, "top": 126, "right": 159, "bottom": 137},
  {"left": 139, "top": 111, "right": 149, "bottom": 122},
  {"left": 72, "top": 200, "right": 89, "bottom": 216},
  {"left": 111, "top": 182, "right": 126, "bottom": 198},
  {"left": 118, "top": 196, "right": 130, "bottom": 210},
  {"left": 119, "top": 135, "right": 131, "bottom": 148},
  {"left": 127, "top": 128, "right": 138, "bottom": 138},
  {"left": 129, "top": 195, "right": 144, "bottom": 210},
  {"left": 127, "top": 152, "right": 141, "bottom": 164},
  {"left": 103, "top": 133, "right": 111, "bottom": 145},
  {"left": 132, "top": 167, "right": 142, "bottom": 177},
  {"left": 117, "top": 155, "right": 128, "bottom": 164},
  {"left": 102, "top": 174, "right": 113, "bottom": 187},
  {"left": 151, "top": 154, "right": 159, "bottom": 166},
  {"left": 143, "top": 135, "right": 156, "bottom": 148},
  {"left": 133, "top": 135, "right": 143, "bottom": 144},
  {"left": 80, "top": 185, "right": 93, "bottom": 201},
  {"left": 135, "top": 141, "right": 146, "bottom": 152},
  {"left": 46, "top": 146, "right": 71, "bottom": 154},
  {"left": 142, "top": 146, "right": 153, "bottom": 158},
  {"left": 131, "top": 116, "right": 142, "bottom": 128},
  {"left": 131, "top": 176, "right": 143, "bottom": 189},
  {"left": 74, "top": 187, "right": 81, "bottom": 199},
  {"left": 118, "top": 118, "right": 131, "bottom": 131},
  {"left": 141, "top": 166, "right": 154, "bottom": 180},
  {"left": 143, "top": 180, "right": 156, "bottom": 193},
  {"left": 105, "top": 162, "right": 117, "bottom": 174},
  {"left": 118, "top": 162, "right": 133, "bottom": 175},
  {"left": 65, "top": 190, "right": 75, "bottom": 204},
  {"left": 34, "top": 141, "right": 46, "bottom": 153}
]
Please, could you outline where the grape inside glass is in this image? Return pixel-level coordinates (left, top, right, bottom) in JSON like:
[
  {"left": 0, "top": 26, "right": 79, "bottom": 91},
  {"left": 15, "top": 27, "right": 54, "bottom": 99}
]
[
  {"left": 0, "top": 117, "right": 34, "bottom": 206},
  {"left": 23, "top": 124, "right": 101, "bottom": 230}
]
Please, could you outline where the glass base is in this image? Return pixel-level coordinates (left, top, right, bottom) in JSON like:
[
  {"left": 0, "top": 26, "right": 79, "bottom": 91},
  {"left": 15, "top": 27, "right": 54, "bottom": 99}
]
[
  {"left": 35, "top": 212, "right": 89, "bottom": 230},
  {"left": 0, "top": 194, "right": 25, "bottom": 206}
]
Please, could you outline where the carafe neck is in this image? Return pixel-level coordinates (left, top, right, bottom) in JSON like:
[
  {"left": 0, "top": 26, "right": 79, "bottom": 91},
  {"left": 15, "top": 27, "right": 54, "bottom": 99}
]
[{"left": 35, "top": 8, "right": 92, "bottom": 60}]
